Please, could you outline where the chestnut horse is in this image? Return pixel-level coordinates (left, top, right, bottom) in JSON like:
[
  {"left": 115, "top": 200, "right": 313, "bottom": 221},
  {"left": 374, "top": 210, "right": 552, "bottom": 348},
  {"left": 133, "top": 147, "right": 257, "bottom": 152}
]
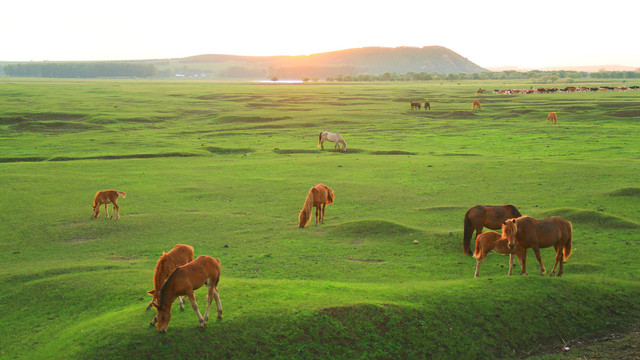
[
  {"left": 91, "top": 189, "right": 126, "bottom": 219},
  {"left": 410, "top": 101, "right": 421, "bottom": 110},
  {"left": 318, "top": 131, "right": 347, "bottom": 152},
  {"left": 501, "top": 216, "right": 573, "bottom": 277},
  {"left": 298, "top": 184, "right": 335, "bottom": 228},
  {"left": 463, "top": 204, "right": 522, "bottom": 256},
  {"left": 147, "top": 244, "right": 194, "bottom": 315},
  {"left": 547, "top": 112, "right": 557, "bottom": 124},
  {"left": 153, "top": 255, "right": 223, "bottom": 333},
  {"left": 473, "top": 231, "right": 525, "bottom": 278},
  {"left": 472, "top": 100, "right": 482, "bottom": 110}
]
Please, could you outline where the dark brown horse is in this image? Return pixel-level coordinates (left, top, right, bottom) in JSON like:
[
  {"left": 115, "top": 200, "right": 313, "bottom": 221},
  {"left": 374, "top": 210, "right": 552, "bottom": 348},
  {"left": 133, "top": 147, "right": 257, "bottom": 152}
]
[
  {"left": 473, "top": 231, "right": 525, "bottom": 277},
  {"left": 501, "top": 216, "right": 573, "bottom": 276},
  {"left": 410, "top": 101, "right": 421, "bottom": 110},
  {"left": 424, "top": 102, "right": 430, "bottom": 110},
  {"left": 463, "top": 205, "right": 522, "bottom": 255}
]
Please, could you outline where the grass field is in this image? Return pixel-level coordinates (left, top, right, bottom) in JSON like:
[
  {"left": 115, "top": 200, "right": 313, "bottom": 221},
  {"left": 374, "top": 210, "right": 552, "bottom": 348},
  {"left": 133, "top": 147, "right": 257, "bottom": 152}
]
[{"left": 0, "top": 79, "right": 639, "bottom": 359}]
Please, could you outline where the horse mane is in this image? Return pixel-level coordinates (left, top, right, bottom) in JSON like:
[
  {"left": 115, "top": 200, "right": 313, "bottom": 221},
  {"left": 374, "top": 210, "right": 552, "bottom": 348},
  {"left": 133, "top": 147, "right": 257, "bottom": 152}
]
[
  {"left": 325, "top": 186, "right": 335, "bottom": 205},
  {"left": 157, "top": 267, "right": 181, "bottom": 310},
  {"left": 299, "top": 188, "right": 315, "bottom": 227},
  {"left": 153, "top": 253, "right": 170, "bottom": 297}
]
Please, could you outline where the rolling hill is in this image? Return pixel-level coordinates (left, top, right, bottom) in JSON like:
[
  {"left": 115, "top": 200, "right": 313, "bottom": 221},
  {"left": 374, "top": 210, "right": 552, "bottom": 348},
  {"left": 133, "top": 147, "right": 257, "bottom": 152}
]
[{"left": 153, "top": 46, "right": 489, "bottom": 79}]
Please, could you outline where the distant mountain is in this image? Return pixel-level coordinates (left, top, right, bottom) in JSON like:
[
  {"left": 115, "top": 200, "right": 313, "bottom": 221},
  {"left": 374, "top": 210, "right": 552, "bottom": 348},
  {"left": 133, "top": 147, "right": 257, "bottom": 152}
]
[{"left": 156, "top": 46, "right": 488, "bottom": 79}]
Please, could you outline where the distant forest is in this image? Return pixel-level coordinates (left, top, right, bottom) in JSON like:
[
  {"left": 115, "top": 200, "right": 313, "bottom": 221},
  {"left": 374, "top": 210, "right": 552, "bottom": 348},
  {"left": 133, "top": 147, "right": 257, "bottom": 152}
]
[
  {"left": 2, "top": 62, "right": 157, "bottom": 78},
  {"left": 2, "top": 62, "right": 640, "bottom": 82}
]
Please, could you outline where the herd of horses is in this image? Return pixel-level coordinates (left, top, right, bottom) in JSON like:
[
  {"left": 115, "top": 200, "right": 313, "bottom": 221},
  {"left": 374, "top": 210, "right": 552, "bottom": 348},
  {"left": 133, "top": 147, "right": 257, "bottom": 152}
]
[
  {"left": 89, "top": 90, "right": 577, "bottom": 332},
  {"left": 465, "top": 205, "right": 573, "bottom": 278}
]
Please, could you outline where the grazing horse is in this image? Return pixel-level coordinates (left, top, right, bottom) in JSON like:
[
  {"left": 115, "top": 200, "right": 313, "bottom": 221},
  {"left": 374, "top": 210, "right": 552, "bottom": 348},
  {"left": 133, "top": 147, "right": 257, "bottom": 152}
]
[
  {"left": 476, "top": 88, "right": 485, "bottom": 95},
  {"left": 501, "top": 216, "right": 573, "bottom": 277},
  {"left": 147, "top": 244, "right": 194, "bottom": 316},
  {"left": 91, "top": 190, "right": 126, "bottom": 219},
  {"left": 472, "top": 100, "right": 482, "bottom": 110},
  {"left": 410, "top": 101, "right": 421, "bottom": 110},
  {"left": 547, "top": 112, "right": 557, "bottom": 124},
  {"left": 298, "top": 184, "right": 335, "bottom": 228},
  {"left": 463, "top": 204, "right": 522, "bottom": 256},
  {"left": 473, "top": 231, "right": 525, "bottom": 278},
  {"left": 424, "top": 102, "right": 430, "bottom": 110},
  {"left": 153, "top": 255, "right": 223, "bottom": 333},
  {"left": 318, "top": 131, "right": 347, "bottom": 152}
]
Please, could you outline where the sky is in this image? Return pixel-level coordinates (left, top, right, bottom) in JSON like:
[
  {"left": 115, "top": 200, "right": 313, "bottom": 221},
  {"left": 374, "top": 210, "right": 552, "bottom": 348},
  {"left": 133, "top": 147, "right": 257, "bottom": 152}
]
[{"left": 1, "top": 0, "right": 638, "bottom": 69}]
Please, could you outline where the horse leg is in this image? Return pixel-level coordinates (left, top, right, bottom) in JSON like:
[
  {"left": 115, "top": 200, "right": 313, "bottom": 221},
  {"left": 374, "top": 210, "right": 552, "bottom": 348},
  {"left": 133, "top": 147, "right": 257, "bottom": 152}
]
[
  {"left": 474, "top": 256, "right": 485, "bottom": 278},
  {"left": 186, "top": 293, "right": 206, "bottom": 328},
  {"left": 508, "top": 253, "right": 515, "bottom": 276},
  {"left": 113, "top": 202, "right": 120, "bottom": 220},
  {"left": 213, "top": 288, "right": 223, "bottom": 320},
  {"left": 178, "top": 296, "right": 185, "bottom": 311},
  {"left": 104, "top": 203, "right": 110, "bottom": 218},
  {"left": 334, "top": 142, "right": 338, "bottom": 152},
  {"left": 321, "top": 203, "right": 326, "bottom": 224},
  {"left": 520, "top": 251, "right": 528, "bottom": 275},
  {"left": 549, "top": 246, "right": 564, "bottom": 277},
  {"left": 320, "top": 140, "right": 324, "bottom": 150},
  {"left": 532, "top": 247, "right": 546, "bottom": 275},
  {"left": 314, "top": 206, "right": 320, "bottom": 226},
  {"left": 149, "top": 315, "right": 158, "bottom": 327}
]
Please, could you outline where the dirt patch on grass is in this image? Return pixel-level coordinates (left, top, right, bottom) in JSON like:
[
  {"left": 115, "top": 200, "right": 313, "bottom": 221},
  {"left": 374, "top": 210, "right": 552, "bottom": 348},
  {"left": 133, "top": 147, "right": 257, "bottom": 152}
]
[
  {"left": 273, "top": 149, "right": 318, "bottom": 154},
  {"left": 205, "top": 146, "right": 254, "bottom": 154},
  {"left": 49, "top": 153, "right": 200, "bottom": 161},
  {"left": 0, "top": 157, "right": 48, "bottom": 163},
  {"left": 331, "top": 219, "right": 418, "bottom": 237},
  {"left": 347, "top": 258, "right": 385, "bottom": 263},
  {"left": 10, "top": 121, "right": 100, "bottom": 132},
  {"left": 370, "top": 150, "right": 418, "bottom": 155},
  {"left": 610, "top": 110, "right": 640, "bottom": 118}
]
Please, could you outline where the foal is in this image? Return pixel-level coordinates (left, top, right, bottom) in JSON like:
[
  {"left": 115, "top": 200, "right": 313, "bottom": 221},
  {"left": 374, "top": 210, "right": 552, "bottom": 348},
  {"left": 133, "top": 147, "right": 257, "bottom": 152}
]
[
  {"left": 147, "top": 244, "right": 194, "bottom": 315},
  {"left": 547, "top": 112, "right": 557, "bottom": 124},
  {"left": 91, "top": 190, "right": 126, "bottom": 219},
  {"left": 473, "top": 231, "right": 525, "bottom": 277},
  {"left": 153, "top": 255, "right": 223, "bottom": 333}
]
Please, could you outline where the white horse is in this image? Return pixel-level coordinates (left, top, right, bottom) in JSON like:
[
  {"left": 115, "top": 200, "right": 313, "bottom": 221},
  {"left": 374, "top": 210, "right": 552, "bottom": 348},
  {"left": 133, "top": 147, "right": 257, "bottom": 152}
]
[{"left": 318, "top": 131, "right": 347, "bottom": 152}]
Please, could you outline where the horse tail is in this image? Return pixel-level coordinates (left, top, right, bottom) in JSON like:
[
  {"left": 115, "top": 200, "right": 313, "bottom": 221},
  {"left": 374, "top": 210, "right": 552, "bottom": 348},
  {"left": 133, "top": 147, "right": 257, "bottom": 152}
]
[
  {"left": 117, "top": 191, "right": 126, "bottom": 198},
  {"left": 463, "top": 209, "right": 473, "bottom": 256},
  {"left": 473, "top": 232, "right": 482, "bottom": 259},
  {"left": 318, "top": 132, "right": 323, "bottom": 148},
  {"left": 563, "top": 221, "right": 573, "bottom": 261}
]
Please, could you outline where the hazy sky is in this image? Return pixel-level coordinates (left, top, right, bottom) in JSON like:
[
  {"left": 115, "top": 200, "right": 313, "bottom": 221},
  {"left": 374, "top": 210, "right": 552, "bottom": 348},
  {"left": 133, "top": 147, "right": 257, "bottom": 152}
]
[{"left": 2, "top": 0, "right": 638, "bottom": 69}]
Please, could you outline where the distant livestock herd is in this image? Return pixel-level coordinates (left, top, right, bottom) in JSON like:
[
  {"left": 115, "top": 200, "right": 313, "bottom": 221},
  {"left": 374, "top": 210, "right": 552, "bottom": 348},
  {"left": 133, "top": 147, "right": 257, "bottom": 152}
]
[{"left": 494, "top": 85, "right": 639, "bottom": 95}]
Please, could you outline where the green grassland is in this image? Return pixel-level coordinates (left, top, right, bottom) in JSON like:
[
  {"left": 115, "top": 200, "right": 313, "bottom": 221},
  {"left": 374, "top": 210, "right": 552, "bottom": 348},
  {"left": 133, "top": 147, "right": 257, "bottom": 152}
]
[{"left": 0, "top": 79, "right": 639, "bottom": 359}]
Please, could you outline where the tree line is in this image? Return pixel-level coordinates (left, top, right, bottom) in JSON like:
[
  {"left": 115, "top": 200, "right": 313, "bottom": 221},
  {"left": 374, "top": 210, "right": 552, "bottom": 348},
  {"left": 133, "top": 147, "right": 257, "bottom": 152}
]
[
  {"left": 2, "top": 62, "right": 157, "bottom": 78},
  {"left": 325, "top": 69, "right": 640, "bottom": 82}
]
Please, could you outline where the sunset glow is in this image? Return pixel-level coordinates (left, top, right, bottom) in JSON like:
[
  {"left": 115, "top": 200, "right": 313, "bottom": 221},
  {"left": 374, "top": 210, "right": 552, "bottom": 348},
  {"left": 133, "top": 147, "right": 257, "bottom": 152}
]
[{"left": 1, "top": 0, "right": 638, "bottom": 69}]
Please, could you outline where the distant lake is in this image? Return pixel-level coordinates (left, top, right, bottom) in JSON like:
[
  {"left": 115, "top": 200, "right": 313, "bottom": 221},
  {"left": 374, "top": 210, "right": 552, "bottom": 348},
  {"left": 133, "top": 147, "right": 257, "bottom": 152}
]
[{"left": 254, "top": 80, "right": 303, "bottom": 84}]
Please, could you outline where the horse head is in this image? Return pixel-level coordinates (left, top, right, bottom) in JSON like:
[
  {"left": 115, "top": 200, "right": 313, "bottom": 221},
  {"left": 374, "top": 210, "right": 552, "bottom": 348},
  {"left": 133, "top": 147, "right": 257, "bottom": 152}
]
[
  {"left": 298, "top": 210, "right": 308, "bottom": 228},
  {"left": 502, "top": 219, "right": 518, "bottom": 250},
  {"left": 153, "top": 302, "right": 171, "bottom": 333}
]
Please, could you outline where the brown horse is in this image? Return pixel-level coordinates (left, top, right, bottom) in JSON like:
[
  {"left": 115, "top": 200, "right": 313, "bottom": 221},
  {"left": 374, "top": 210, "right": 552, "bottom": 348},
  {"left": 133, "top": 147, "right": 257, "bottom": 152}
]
[
  {"left": 501, "top": 216, "right": 573, "bottom": 277},
  {"left": 410, "top": 101, "right": 421, "bottom": 110},
  {"left": 476, "top": 88, "right": 485, "bottom": 95},
  {"left": 147, "top": 244, "right": 194, "bottom": 315},
  {"left": 424, "top": 102, "right": 431, "bottom": 110},
  {"left": 547, "top": 112, "right": 557, "bottom": 124},
  {"left": 298, "top": 184, "right": 335, "bottom": 228},
  {"left": 92, "top": 190, "right": 126, "bottom": 219},
  {"left": 463, "top": 204, "right": 522, "bottom": 256},
  {"left": 472, "top": 100, "right": 482, "bottom": 110},
  {"left": 473, "top": 231, "right": 525, "bottom": 277},
  {"left": 153, "top": 255, "right": 223, "bottom": 333}
]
